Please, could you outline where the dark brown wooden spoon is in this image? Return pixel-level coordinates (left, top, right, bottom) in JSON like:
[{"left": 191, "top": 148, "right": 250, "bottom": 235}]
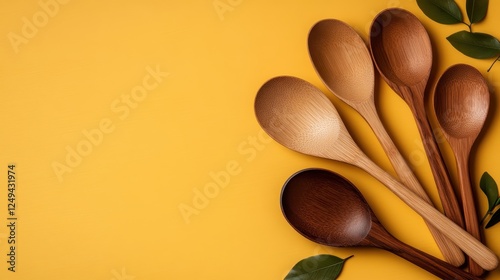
[
  {"left": 369, "top": 8, "right": 464, "bottom": 231},
  {"left": 281, "top": 168, "right": 482, "bottom": 280},
  {"left": 434, "top": 64, "right": 490, "bottom": 276}
]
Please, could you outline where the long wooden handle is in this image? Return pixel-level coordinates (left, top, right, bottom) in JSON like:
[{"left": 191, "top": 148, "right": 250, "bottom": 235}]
[
  {"left": 360, "top": 102, "right": 464, "bottom": 266},
  {"left": 356, "top": 155, "right": 498, "bottom": 271},
  {"left": 368, "top": 221, "right": 481, "bottom": 280},
  {"left": 455, "top": 147, "right": 484, "bottom": 276},
  {"left": 408, "top": 95, "right": 464, "bottom": 229}
]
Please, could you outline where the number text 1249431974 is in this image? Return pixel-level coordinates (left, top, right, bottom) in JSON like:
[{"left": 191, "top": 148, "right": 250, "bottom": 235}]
[{"left": 7, "top": 164, "right": 17, "bottom": 272}]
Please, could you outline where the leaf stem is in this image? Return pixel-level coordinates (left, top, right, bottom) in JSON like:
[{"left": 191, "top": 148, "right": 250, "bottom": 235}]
[
  {"left": 481, "top": 212, "right": 491, "bottom": 224},
  {"left": 487, "top": 55, "right": 500, "bottom": 72},
  {"left": 462, "top": 22, "right": 472, "bottom": 32}
]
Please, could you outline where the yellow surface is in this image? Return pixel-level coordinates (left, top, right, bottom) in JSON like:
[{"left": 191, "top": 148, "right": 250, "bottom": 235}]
[{"left": 1, "top": 0, "right": 500, "bottom": 279}]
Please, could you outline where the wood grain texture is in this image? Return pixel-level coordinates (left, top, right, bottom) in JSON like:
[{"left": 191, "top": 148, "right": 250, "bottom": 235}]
[
  {"left": 254, "top": 76, "right": 498, "bottom": 270},
  {"left": 308, "top": 19, "right": 464, "bottom": 266},
  {"left": 434, "top": 64, "right": 491, "bottom": 276},
  {"left": 281, "top": 169, "right": 482, "bottom": 280},
  {"left": 357, "top": 148, "right": 497, "bottom": 272},
  {"left": 369, "top": 8, "right": 465, "bottom": 235}
]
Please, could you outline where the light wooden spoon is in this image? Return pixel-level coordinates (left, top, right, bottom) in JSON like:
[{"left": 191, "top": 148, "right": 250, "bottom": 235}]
[
  {"left": 434, "top": 64, "right": 490, "bottom": 276},
  {"left": 254, "top": 75, "right": 498, "bottom": 271},
  {"left": 369, "top": 8, "right": 464, "bottom": 232},
  {"left": 308, "top": 19, "right": 463, "bottom": 266}
]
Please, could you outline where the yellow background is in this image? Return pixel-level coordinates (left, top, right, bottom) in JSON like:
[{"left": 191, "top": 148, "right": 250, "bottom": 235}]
[{"left": 1, "top": 0, "right": 500, "bottom": 279}]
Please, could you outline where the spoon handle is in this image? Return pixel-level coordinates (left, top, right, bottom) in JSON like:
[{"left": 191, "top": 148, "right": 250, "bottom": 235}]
[
  {"left": 359, "top": 102, "right": 464, "bottom": 266},
  {"left": 407, "top": 91, "right": 465, "bottom": 229},
  {"left": 455, "top": 147, "right": 484, "bottom": 276},
  {"left": 356, "top": 155, "right": 498, "bottom": 271},
  {"left": 368, "top": 220, "right": 482, "bottom": 280}
]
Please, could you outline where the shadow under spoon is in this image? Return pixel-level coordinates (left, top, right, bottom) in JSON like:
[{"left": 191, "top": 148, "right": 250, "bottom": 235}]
[
  {"left": 308, "top": 18, "right": 463, "bottom": 266},
  {"left": 434, "top": 64, "right": 491, "bottom": 276},
  {"left": 254, "top": 75, "right": 498, "bottom": 271},
  {"left": 280, "top": 168, "right": 482, "bottom": 280}
]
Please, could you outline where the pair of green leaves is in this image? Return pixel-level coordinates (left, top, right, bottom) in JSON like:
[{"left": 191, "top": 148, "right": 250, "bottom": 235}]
[
  {"left": 284, "top": 255, "right": 352, "bottom": 280},
  {"left": 480, "top": 172, "right": 500, "bottom": 228},
  {"left": 417, "top": 0, "right": 500, "bottom": 71},
  {"left": 417, "top": 0, "right": 488, "bottom": 24}
]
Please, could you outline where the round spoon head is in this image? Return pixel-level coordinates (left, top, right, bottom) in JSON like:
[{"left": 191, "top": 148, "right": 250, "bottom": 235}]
[
  {"left": 369, "top": 8, "right": 432, "bottom": 88},
  {"left": 254, "top": 76, "right": 357, "bottom": 161},
  {"left": 309, "top": 19, "right": 374, "bottom": 104},
  {"left": 281, "top": 168, "right": 372, "bottom": 247},
  {"left": 434, "top": 64, "right": 490, "bottom": 139}
]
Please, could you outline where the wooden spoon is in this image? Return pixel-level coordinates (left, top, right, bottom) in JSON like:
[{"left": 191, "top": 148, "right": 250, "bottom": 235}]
[
  {"left": 434, "top": 64, "right": 490, "bottom": 276},
  {"left": 254, "top": 76, "right": 498, "bottom": 270},
  {"left": 308, "top": 19, "right": 464, "bottom": 266},
  {"left": 280, "top": 168, "right": 481, "bottom": 280},
  {"left": 369, "top": 8, "right": 464, "bottom": 231}
]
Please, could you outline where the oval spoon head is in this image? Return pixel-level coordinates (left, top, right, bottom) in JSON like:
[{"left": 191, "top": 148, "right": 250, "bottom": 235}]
[
  {"left": 309, "top": 19, "right": 374, "bottom": 104},
  {"left": 434, "top": 64, "right": 490, "bottom": 140},
  {"left": 254, "top": 76, "right": 357, "bottom": 161},
  {"left": 369, "top": 8, "right": 432, "bottom": 90},
  {"left": 281, "top": 168, "right": 372, "bottom": 247}
]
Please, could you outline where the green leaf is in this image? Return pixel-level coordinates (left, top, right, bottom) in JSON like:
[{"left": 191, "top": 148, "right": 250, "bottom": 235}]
[
  {"left": 480, "top": 172, "right": 498, "bottom": 213},
  {"left": 466, "top": 0, "right": 489, "bottom": 24},
  {"left": 495, "top": 197, "right": 500, "bottom": 207},
  {"left": 447, "top": 31, "right": 500, "bottom": 58},
  {"left": 417, "top": 0, "right": 463, "bottom": 24},
  {"left": 285, "top": 255, "right": 353, "bottom": 280},
  {"left": 486, "top": 208, "right": 500, "bottom": 228}
]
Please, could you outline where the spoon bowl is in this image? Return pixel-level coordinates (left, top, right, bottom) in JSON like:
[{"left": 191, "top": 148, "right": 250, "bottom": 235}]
[
  {"left": 281, "top": 169, "right": 481, "bottom": 280},
  {"left": 434, "top": 64, "right": 490, "bottom": 276},
  {"left": 434, "top": 64, "right": 490, "bottom": 139},
  {"left": 369, "top": 8, "right": 432, "bottom": 86},
  {"left": 281, "top": 169, "right": 372, "bottom": 247},
  {"left": 254, "top": 76, "right": 350, "bottom": 161},
  {"left": 309, "top": 19, "right": 374, "bottom": 104}
]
